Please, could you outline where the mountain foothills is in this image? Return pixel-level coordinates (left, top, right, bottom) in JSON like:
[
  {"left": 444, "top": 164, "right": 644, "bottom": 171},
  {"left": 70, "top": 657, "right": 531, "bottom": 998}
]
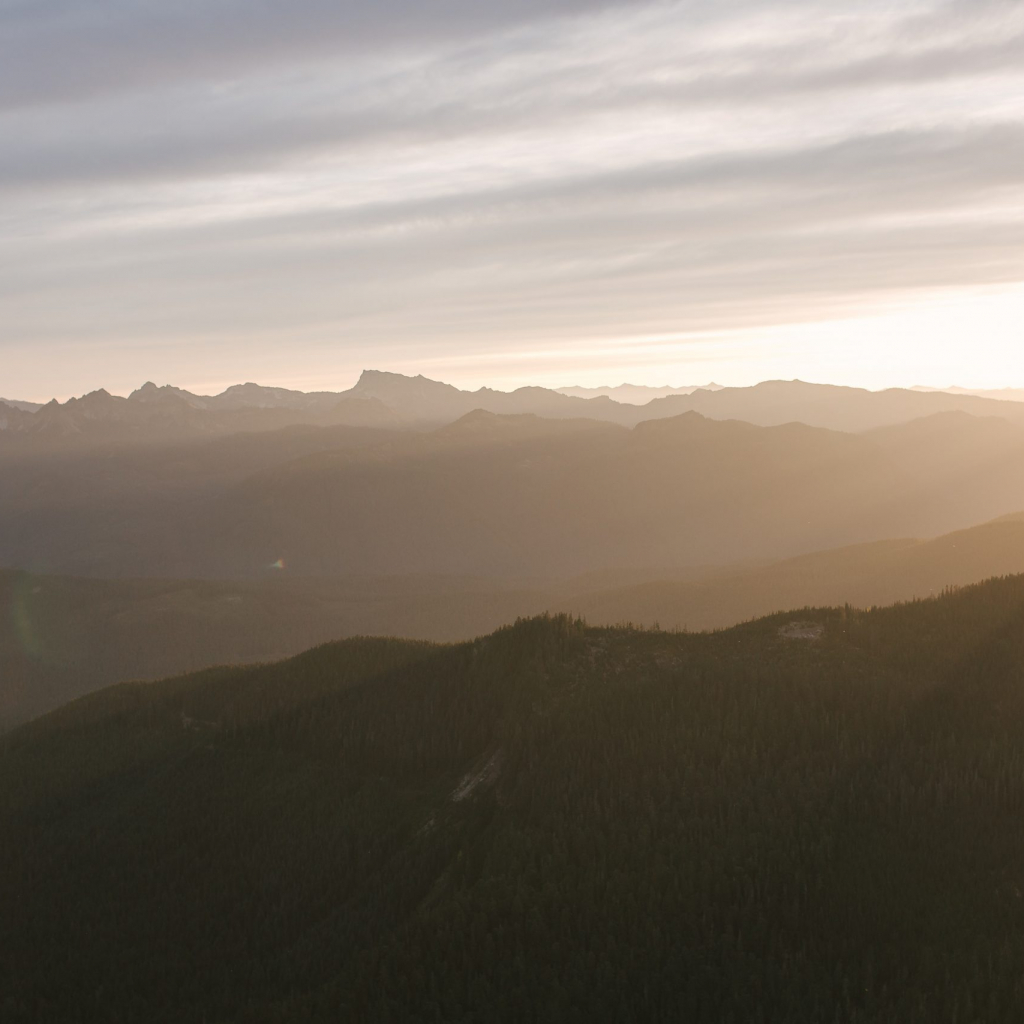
[
  {"left": 5, "top": 579, "right": 1024, "bottom": 1021},
  {"left": 8, "top": 513, "right": 1024, "bottom": 731}
]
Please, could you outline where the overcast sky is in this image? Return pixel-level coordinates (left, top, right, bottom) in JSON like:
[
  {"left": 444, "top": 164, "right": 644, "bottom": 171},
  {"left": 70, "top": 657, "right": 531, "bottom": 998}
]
[{"left": 3, "top": 0, "right": 1024, "bottom": 400}]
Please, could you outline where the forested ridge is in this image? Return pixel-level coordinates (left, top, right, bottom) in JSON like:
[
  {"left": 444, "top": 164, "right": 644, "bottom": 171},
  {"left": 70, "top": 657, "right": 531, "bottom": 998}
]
[{"left": 5, "top": 577, "right": 1024, "bottom": 1021}]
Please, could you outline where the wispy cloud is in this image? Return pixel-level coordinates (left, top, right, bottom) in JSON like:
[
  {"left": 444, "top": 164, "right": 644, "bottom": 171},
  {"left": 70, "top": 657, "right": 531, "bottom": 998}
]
[{"left": 2, "top": 0, "right": 1023, "bottom": 397}]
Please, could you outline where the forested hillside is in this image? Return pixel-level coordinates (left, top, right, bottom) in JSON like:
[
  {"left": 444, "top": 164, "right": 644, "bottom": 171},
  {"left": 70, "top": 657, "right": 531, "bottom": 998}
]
[{"left": 5, "top": 577, "right": 1024, "bottom": 1022}]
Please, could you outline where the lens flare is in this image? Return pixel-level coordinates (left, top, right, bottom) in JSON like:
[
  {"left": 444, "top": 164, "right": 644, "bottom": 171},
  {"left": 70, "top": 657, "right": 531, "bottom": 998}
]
[
  {"left": 10, "top": 576, "right": 44, "bottom": 661},
  {"left": 271, "top": 558, "right": 285, "bottom": 570}
]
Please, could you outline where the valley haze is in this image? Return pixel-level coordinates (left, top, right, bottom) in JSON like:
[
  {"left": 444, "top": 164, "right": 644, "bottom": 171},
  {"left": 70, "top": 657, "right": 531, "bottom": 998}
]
[
  {"left": 7, "top": 369, "right": 1024, "bottom": 732},
  {"left": 6, "top": 0, "right": 1024, "bottom": 1019}
]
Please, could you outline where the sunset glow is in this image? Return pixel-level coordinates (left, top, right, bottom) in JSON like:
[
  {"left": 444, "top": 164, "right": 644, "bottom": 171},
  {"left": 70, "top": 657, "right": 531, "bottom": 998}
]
[{"left": 3, "top": 0, "right": 1023, "bottom": 400}]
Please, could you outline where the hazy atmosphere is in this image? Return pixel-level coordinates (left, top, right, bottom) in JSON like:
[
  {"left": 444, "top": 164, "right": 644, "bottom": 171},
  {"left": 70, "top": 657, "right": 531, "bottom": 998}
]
[
  {"left": 4, "top": 0, "right": 1024, "bottom": 399},
  {"left": 7, "top": 4, "right": 1024, "bottom": 1022}
]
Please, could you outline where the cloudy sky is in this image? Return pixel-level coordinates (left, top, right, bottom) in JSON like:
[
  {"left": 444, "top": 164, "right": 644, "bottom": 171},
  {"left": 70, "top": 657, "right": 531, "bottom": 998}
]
[{"left": 3, "top": 0, "right": 1024, "bottom": 400}]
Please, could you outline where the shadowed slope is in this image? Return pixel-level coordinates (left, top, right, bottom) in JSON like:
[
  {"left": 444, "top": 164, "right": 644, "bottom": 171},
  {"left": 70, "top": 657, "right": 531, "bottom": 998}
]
[{"left": 6, "top": 580, "right": 1024, "bottom": 1021}]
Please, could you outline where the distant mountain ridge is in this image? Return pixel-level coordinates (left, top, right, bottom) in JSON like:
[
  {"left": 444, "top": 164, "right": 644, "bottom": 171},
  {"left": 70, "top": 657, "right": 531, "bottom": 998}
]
[
  {"left": 338, "top": 369, "right": 637, "bottom": 426},
  {"left": 639, "top": 379, "right": 1024, "bottom": 432},
  {"left": 555, "top": 382, "right": 724, "bottom": 403},
  {"left": 0, "top": 380, "right": 399, "bottom": 440},
  {"left": 0, "top": 397, "right": 43, "bottom": 413},
  {"left": 129, "top": 380, "right": 347, "bottom": 413},
  {"left": 0, "top": 372, "right": 633, "bottom": 441},
  {"left": 6, "top": 372, "right": 1024, "bottom": 443},
  {"left": 912, "top": 384, "right": 1024, "bottom": 403}
]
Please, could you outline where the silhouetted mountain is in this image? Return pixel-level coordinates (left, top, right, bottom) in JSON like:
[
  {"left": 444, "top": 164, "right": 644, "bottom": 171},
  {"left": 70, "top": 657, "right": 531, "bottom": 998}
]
[
  {"left": 0, "top": 382, "right": 403, "bottom": 442},
  {"left": 128, "top": 381, "right": 210, "bottom": 408},
  {"left": 6, "top": 579, "right": 1024, "bottom": 1021},
  {"left": 556, "top": 382, "right": 723, "bottom": 403},
  {"left": 643, "top": 379, "right": 1024, "bottom": 431},
  {"left": 913, "top": 384, "right": 1024, "bottom": 403},
  {"left": 339, "top": 369, "right": 636, "bottom": 426},
  {"left": 0, "top": 397, "right": 43, "bottom": 413},
  {"left": 0, "top": 387, "right": 222, "bottom": 439},
  {"left": 200, "top": 381, "right": 344, "bottom": 412},
  {"left": 126, "top": 380, "right": 354, "bottom": 413},
  {"left": 0, "top": 373, "right": 636, "bottom": 443},
  {"left": 0, "top": 404, "right": 34, "bottom": 432},
  {"left": 9, "top": 373, "right": 1024, "bottom": 446}
]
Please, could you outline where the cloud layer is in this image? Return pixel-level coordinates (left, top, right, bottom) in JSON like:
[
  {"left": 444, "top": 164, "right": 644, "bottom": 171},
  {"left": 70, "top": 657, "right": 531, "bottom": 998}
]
[{"left": 3, "top": 0, "right": 1024, "bottom": 397}]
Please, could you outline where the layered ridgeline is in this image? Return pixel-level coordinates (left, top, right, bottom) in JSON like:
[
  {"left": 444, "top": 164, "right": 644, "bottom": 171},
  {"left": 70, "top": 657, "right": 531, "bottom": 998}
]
[
  {"left": 8, "top": 513, "right": 1024, "bottom": 731},
  {"left": 554, "top": 382, "right": 724, "bottom": 403},
  {"left": 5, "top": 406, "right": 1024, "bottom": 580},
  {"left": 5, "top": 372, "right": 1024, "bottom": 442},
  {"left": 5, "top": 578, "right": 1024, "bottom": 1022},
  {"left": 0, "top": 398, "right": 43, "bottom": 414}
]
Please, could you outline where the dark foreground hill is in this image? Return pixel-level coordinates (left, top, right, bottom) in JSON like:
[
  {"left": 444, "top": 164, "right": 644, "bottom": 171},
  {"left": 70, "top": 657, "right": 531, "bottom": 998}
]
[{"left": 5, "top": 578, "right": 1024, "bottom": 1022}]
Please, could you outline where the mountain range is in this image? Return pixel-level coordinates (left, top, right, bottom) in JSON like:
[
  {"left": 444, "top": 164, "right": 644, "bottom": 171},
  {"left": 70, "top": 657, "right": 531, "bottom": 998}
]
[
  {"left": 912, "top": 385, "right": 1024, "bottom": 403},
  {"left": 554, "top": 382, "right": 724, "bottom": 403},
  {"left": 7, "top": 371, "right": 1024, "bottom": 444},
  {"left": 0, "top": 397, "right": 43, "bottom": 413}
]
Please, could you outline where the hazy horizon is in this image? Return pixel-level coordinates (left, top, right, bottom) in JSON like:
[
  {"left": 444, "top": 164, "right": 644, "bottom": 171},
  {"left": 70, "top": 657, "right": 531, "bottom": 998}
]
[{"left": 10, "top": 370, "right": 1024, "bottom": 408}]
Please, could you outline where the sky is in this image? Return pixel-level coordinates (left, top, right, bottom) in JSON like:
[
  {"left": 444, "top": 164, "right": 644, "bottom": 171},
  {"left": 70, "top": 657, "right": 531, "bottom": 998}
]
[{"left": 3, "top": 0, "right": 1024, "bottom": 401}]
